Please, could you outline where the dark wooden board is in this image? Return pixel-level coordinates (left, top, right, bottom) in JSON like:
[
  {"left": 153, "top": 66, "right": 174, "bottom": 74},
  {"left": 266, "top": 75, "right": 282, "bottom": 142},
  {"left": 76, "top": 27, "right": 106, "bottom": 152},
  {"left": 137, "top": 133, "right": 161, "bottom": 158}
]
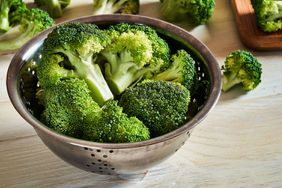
[{"left": 231, "top": 0, "right": 282, "bottom": 51}]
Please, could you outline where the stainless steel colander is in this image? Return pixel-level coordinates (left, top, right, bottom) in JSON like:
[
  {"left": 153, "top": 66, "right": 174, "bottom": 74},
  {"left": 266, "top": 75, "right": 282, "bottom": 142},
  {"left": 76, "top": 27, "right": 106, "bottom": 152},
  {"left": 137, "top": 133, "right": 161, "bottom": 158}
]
[{"left": 6, "top": 15, "right": 221, "bottom": 176}]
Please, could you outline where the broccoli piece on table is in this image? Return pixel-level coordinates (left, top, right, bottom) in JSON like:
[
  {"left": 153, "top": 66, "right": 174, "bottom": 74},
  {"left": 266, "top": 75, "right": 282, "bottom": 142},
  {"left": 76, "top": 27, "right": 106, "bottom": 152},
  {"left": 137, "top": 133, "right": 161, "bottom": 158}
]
[
  {"left": 93, "top": 0, "right": 139, "bottom": 15},
  {"left": 119, "top": 80, "right": 190, "bottom": 137},
  {"left": 221, "top": 50, "right": 262, "bottom": 92},
  {"left": 83, "top": 100, "right": 150, "bottom": 143},
  {"left": 101, "top": 23, "right": 170, "bottom": 95},
  {"left": 34, "top": 0, "right": 71, "bottom": 18},
  {"left": 0, "top": 7, "right": 54, "bottom": 52},
  {"left": 38, "top": 22, "right": 113, "bottom": 106},
  {"left": 251, "top": 0, "right": 282, "bottom": 32},
  {"left": 152, "top": 49, "right": 197, "bottom": 91},
  {"left": 160, "top": 0, "right": 215, "bottom": 25},
  {"left": 0, "top": 0, "right": 27, "bottom": 33}
]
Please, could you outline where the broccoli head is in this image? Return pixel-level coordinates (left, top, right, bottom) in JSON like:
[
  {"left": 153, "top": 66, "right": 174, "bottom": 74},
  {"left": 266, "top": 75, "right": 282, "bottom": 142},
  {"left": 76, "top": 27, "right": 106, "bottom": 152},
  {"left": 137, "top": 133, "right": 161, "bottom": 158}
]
[
  {"left": 160, "top": 0, "right": 215, "bottom": 25},
  {"left": 34, "top": 0, "right": 71, "bottom": 18},
  {"left": 101, "top": 23, "right": 171, "bottom": 95},
  {"left": 0, "top": 7, "right": 54, "bottom": 52},
  {"left": 119, "top": 80, "right": 190, "bottom": 137},
  {"left": 221, "top": 50, "right": 262, "bottom": 92},
  {"left": 42, "top": 78, "right": 149, "bottom": 143},
  {"left": 38, "top": 22, "right": 113, "bottom": 106},
  {"left": 0, "top": 0, "right": 27, "bottom": 33},
  {"left": 251, "top": 0, "right": 282, "bottom": 32},
  {"left": 93, "top": 0, "right": 139, "bottom": 15},
  {"left": 83, "top": 100, "right": 150, "bottom": 143},
  {"left": 152, "top": 49, "right": 197, "bottom": 91},
  {"left": 42, "top": 78, "right": 101, "bottom": 137}
]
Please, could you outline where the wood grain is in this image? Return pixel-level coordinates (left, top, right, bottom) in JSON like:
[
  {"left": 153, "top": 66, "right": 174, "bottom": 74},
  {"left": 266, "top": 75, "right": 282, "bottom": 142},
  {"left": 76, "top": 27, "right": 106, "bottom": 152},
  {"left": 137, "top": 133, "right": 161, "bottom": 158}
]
[{"left": 231, "top": 0, "right": 282, "bottom": 51}]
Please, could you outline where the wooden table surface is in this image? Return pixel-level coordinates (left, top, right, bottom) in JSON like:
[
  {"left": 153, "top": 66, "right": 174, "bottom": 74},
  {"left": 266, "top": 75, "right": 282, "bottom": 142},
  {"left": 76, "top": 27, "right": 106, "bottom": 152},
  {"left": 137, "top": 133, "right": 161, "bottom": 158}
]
[{"left": 1, "top": 0, "right": 282, "bottom": 187}]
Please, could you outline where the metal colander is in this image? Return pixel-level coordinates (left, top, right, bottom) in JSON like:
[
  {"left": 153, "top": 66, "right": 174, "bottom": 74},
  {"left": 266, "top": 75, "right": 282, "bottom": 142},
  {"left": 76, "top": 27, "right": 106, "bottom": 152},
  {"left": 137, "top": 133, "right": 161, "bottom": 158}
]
[{"left": 6, "top": 15, "right": 221, "bottom": 176}]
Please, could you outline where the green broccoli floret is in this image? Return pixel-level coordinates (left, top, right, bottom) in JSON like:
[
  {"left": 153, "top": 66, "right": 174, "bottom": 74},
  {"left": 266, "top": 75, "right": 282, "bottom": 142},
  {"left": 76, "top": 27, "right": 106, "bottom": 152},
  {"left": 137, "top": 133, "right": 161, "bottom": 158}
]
[
  {"left": 83, "top": 100, "right": 150, "bottom": 143},
  {"left": 251, "top": 0, "right": 282, "bottom": 32},
  {"left": 93, "top": 0, "right": 139, "bottom": 15},
  {"left": 42, "top": 78, "right": 101, "bottom": 137},
  {"left": 0, "top": 7, "right": 54, "bottom": 52},
  {"left": 108, "top": 23, "right": 170, "bottom": 69},
  {"left": 160, "top": 0, "right": 215, "bottom": 25},
  {"left": 221, "top": 50, "right": 262, "bottom": 92},
  {"left": 38, "top": 22, "right": 113, "bottom": 106},
  {"left": 152, "top": 49, "right": 197, "bottom": 91},
  {"left": 101, "top": 23, "right": 170, "bottom": 95},
  {"left": 42, "top": 78, "right": 149, "bottom": 142},
  {"left": 0, "top": 0, "right": 27, "bottom": 33},
  {"left": 34, "top": 0, "right": 71, "bottom": 18},
  {"left": 119, "top": 80, "right": 190, "bottom": 137}
]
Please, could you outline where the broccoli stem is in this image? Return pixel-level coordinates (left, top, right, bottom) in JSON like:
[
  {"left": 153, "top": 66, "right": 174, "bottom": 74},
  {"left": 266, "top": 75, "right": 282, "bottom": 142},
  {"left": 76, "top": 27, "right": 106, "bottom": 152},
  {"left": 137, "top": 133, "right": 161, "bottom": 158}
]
[
  {"left": 62, "top": 51, "right": 113, "bottom": 106},
  {"left": 94, "top": 0, "right": 128, "bottom": 14},
  {"left": 49, "top": 0, "right": 63, "bottom": 18},
  {"left": 160, "top": 0, "right": 186, "bottom": 21},
  {"left": 0, "top": 1, "right": 10, "bottom": 33},
  {"left": 103, "top": 50, "right": 143, "bottom": 95},
  {"left": 152, "top": 66, "right": 179, "bottom": 81},
  {"left": 222, "top": 72, "right": 242, "bottom": 92},
  {"left": 106, "top": 66, "right": 138, "bottom": 95},
  {"left": 0, "top": 22, "right": 35, "bottom": 51}
]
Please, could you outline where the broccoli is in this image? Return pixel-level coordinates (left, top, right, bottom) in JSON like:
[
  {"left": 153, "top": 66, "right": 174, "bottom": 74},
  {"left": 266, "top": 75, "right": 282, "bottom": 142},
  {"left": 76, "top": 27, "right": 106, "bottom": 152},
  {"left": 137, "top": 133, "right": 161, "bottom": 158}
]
[
  {"left": 37, "top": 22, "right": 114, "bottom": 106},
  {"left": 221, "top": 50, "right": 262, "bottom": 92},
  {"left": 152, "top": 49, "right": 197, "bottom": 91},
  {"left": 119, "top": 80, "right": 190, "bottom": 137},
  {"left": 0, "top": 0, "right": 26, "bottom": 33},
  {"left": 0, "top": 7, "right": 54, "bottom": 52},
  {"left": 34, "top": 0, "right": 71, "bottom": 18},
  {"left": 251, "top": 0, "right": 282, "bottom": 32},
  {"left": 101, "top": 23, "right": 170, "bottom": 95},
  {"left": 42, "top": 78, "right": 150, "bottom": 142},
  {"left": 42, "top": 78, "right": 101, "bottom": 137},
  {"left": 93, "top": 0, "right": 139, "bottom": 15},
  {"left": 159, "top": 0, "right": 215, "bottom": 25},
  {"left": 83, "top": 100, "right": 150, "bottom": 143}
]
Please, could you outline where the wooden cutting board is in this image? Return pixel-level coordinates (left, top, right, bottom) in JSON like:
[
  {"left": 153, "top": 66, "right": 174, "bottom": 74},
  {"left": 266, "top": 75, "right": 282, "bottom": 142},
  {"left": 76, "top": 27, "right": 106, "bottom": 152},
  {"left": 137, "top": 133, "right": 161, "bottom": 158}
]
[{"left": 231, "top": 0, "right": 282, "bottom": 51}]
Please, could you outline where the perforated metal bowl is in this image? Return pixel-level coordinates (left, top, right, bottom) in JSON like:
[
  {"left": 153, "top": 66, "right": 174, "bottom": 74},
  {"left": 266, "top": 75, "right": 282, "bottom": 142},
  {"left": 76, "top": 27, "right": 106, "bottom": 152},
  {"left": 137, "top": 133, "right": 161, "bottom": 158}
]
[{"left": 6, "top": 15, "right": 221, "bottom": 176}]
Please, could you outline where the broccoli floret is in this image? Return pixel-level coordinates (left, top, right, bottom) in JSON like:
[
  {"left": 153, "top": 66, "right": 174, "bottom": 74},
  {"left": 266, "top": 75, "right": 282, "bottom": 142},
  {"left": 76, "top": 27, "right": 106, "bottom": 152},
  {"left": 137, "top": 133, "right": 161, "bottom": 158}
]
[
  {"left": 93, "top": 0, "right": 139, "bottom": 15},
  {"left": 221, "top": 50, "right": 262, "bottom": 92},
  {"left": 38, "top": 22, "right": 113, "bottom": 106},
  {"left": 101, "top": 23, "right": 170, "bottom": 95},
  {"left": 42, "top": 78, "right": 101, "bottom": 137},
  {"left": 251, "top": 0, "right": 282, "bottom": 32},
  {"left": 108, "top": 23, "right": 170, "bottom": 68},
  {"left": 83, "top": 100, "right": 150, "bottom": 143},
  {"left": 34, "top": 0, "right": 71, "bottom": 18},
  {"left": 0, "top": 7, "right": 54, "bottom": 52},
  {"left": 42, "top": 78, "right": 149, "bottom": 143},
  {"left": 160, "top": 0, "right": 215, "bottom": 25},
  {"left": 119, "top": 80, "right": 190, "bottom": 137},
  {"left": 152, "top": 49, "right": 197, "bottom": 91},
  {"left": 0, "top": 0, "right": 28, "bottom": 33}
]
